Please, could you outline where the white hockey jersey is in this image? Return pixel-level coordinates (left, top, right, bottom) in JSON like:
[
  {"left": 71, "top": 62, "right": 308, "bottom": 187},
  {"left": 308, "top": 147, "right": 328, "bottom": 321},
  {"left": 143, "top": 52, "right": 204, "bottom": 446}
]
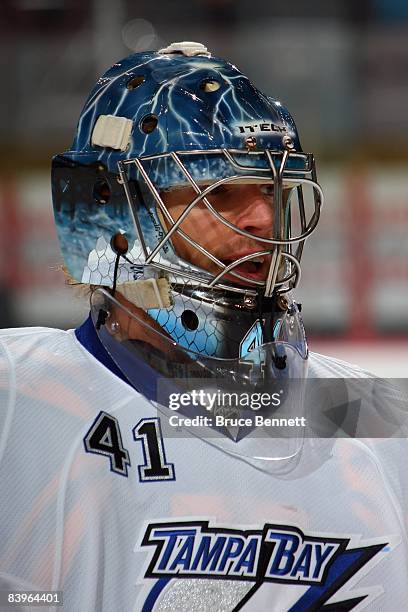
[{"left": 0, "top": 327, "right": 407, "bottom": 611}]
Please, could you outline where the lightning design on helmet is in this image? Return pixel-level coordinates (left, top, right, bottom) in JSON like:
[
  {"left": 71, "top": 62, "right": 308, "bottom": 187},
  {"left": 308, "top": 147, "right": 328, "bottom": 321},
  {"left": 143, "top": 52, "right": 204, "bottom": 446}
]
[
  {"left": 51, "top": 46, "right": 319, "bottom": 362},
  {"left": 52, "top": 49, "right": 303, "bottom": 286}
]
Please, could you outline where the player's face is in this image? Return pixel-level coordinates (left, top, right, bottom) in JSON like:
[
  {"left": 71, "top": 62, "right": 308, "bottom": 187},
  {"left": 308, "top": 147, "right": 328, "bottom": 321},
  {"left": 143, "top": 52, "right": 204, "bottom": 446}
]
[{"left": 160, "top": 183, "right": 275, "bottom": 284}]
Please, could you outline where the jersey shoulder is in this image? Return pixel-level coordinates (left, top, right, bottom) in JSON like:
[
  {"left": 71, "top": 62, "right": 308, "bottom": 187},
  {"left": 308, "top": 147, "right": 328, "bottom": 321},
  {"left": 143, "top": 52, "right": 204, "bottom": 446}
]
[
  {"left": 0, "top": 325, "right": 66, "bottom": 340},
  {"left": 0, "top": 327, "right": 67, "bottom": 346},
  {"left": 308, "top": 349, "right": 374, "bottom": 378},
  {"left": 0, "top": 324, "right": 138, "bottom": 402},
  {"left": 0, "top": 326, "right": 69, "bottom": 375},
  {"left": 0, "top": 325, "right": 77, "bottom": 373}
]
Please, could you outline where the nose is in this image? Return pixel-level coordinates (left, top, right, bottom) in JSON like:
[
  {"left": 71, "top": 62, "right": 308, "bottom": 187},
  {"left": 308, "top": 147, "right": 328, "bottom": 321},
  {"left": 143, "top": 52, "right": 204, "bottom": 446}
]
[{"left": 234, "top": 185, "right": 274, "bottom": 237}]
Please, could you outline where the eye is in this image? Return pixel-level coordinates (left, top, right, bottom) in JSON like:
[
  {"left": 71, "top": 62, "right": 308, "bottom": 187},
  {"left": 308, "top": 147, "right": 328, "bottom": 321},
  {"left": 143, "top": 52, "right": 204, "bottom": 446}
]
[
  {"left": 260, "top": 184, "right": 275, "bottom": 197},
  {"left": 209, "top": 185, "right": 228, "bottom": 196}
]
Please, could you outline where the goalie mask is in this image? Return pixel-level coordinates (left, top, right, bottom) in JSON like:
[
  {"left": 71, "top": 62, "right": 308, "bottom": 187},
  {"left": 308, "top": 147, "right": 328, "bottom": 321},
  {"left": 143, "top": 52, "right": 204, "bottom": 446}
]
[{"left": 52, "top": 42, "right": 323, "bottom": 455}]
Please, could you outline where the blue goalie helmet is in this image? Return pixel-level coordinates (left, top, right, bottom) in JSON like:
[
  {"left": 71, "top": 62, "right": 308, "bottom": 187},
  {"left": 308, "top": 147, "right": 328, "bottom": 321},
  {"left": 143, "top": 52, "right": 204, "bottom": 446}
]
[{"left": 51, "top": 41, "right": 323, "bottom": 390}]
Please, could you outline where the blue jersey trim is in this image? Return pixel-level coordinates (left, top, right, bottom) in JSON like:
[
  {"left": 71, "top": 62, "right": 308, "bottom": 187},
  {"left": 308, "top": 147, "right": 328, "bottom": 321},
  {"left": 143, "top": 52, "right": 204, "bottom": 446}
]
[{"left": 75, "top": 314, "right": 134, "bottom": 388}]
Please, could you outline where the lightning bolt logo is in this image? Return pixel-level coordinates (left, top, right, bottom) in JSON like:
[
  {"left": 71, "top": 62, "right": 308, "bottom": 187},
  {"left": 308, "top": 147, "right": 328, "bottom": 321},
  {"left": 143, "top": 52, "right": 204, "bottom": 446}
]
[{"left": 137, "top": 521, "right": 393, "bottom": 611}]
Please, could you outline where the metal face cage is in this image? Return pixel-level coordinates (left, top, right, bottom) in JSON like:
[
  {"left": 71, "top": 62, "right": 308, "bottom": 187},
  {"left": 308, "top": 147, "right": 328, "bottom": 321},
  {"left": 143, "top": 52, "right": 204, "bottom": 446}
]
[{"left": 118, "top": 147, "right": 323, "bottom": 297}]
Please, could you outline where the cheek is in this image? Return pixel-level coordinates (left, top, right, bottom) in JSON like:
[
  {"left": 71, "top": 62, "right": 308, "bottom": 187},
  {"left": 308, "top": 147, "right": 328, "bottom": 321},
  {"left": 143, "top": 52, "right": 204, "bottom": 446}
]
[
  {"left": 168, "top": 210, "right": 221, "bottom": 268},
  {"left": 181, "top": 210, "right": 231, "bottom": 253},
  {"left": 164, "top": 198, "right": 239, "bottom": 265},
  {"left": 180, "top": 207, "right": 210, "bottom": 234}
]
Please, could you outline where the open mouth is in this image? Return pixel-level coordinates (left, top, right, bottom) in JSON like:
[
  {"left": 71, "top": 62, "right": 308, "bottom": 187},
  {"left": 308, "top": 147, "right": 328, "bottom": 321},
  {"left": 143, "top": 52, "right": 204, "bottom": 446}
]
[{"left": 221, "top": 256, "right": 268, "bottom": 283}]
